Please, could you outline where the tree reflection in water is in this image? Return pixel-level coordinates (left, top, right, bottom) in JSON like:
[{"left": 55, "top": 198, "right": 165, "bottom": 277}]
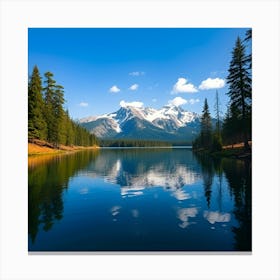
[
  {"left": 222, "top": 158, "right": 252, "bottom": 251},
  {"left": 194, "top": 152, "right": 251, "bottom": 251},
  {"left": 195, "top": 154, "right": 215, "bottom": 208},
  {"left": 28, "top": 151, "right": 99, "bottom": 243}
]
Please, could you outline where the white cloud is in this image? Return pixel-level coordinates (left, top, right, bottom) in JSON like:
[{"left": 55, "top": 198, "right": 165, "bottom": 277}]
[
  {"left": 189, "top": 98, "right": 200, "bottom": 105},
  {"left": 109, "top": 85, "right": 120, "bottom": 93},
  {"left": 79, "top": 102, "right": 88, "bottom": 107},
  {"left": 198, "top": 77, "right": 225, "bottom": 90},
  {"left": 172, "top": 78, "right": 198, "bottom": 94},
  {"left": 129, "top": 71, "right": 145, "bottom": 76},
  {"left": 129, "top": 84, "right": 139, "bottom": 91},
  {"left": 168, "top": 97, "right": 188, "bottom": 107},
  {"left": 120, "top": 100, "right": 144, "bottom": 108},
  {"left": 168, "top": 97, "right": 199, "bottom": 107},
  {"left": 152, "top": 98, "right": 157, "bottom": 102}
]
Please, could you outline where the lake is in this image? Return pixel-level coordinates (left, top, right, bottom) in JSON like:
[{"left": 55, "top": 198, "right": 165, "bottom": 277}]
[{"left": 28, "top": 147, "right": 251, "bottom": 252}]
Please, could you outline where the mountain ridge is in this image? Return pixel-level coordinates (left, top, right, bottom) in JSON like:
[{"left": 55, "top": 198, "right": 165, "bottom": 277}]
[{"left": 79, "top": 104, "right": 201, "bottom": 142}]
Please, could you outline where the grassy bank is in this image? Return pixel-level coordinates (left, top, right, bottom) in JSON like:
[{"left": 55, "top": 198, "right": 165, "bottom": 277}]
[{"left": 28, "top": 139, "right": 99, "bottom": 156}]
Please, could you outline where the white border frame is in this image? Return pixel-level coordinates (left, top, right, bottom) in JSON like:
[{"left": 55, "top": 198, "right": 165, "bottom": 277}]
[{"left": 1, "top": 0, "right": 279, "bottom": 279}]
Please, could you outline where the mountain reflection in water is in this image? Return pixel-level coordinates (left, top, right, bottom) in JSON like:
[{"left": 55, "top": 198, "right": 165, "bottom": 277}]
[
  {"left": 81, "top": 148, "right": 200, "bottom": 197},
  {"left": 28, "top": 148, "right": 251, "bottom": 251}
]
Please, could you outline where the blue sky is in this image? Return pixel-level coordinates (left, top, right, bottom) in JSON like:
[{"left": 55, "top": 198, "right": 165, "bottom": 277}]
[{"left": 28, "top": 28, "right": 249, "bottom": 119}]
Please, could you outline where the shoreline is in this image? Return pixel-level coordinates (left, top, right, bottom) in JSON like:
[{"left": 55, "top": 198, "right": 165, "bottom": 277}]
[
  {"left": 28, "top": 140, "right": 99, "bottom": 156},
  {"left": 193, "top": 142, "right": 252, "bottom": 160}
]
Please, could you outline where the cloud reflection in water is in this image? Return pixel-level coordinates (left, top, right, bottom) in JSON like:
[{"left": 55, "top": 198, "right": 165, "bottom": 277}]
[
  {"left": 131, "top": 209, "right": 139, "bottom": 218},
  {"left": 111, "top": 206, "right": 121, "bottom": 217},
  {"left": 172, "top": 189, "right": 191, "bottom": 201},
  {"left": 177, "top": 207, "right": 198, "bottom": 229},
  {"left": 121, "top": 186, "right": 145, "bottom": 197},
  {"left": 203, "top": 211, "right": 231, "bottom": 224}
]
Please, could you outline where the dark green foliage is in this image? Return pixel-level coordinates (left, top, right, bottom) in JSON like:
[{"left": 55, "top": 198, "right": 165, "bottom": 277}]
[
  {"left": 53, "top": 85, "right": 65, "bottom": 146},
  {"left": 222, "top": 105, "right": 243, "bottom": 145},
  {"left": 214, "top": 90, "right": 221, "bottom": 135},
  {"left": 193, "top": 30, "right": 252, "bottom": 153},
  {"left": 244, "top": 29, "right": 252, "bottom": 69},
  {"left": 212, "top": 133, "right": 222, "bottom": 152},
  {"left": 100, "top": 139, "right": 171, "bottom": 147},
  {"left": 43, "top": 71, "right": 57, "bottom": 144},
  {"left": 201, "top": 98, "right": 212, "bottom": 148},
  {"left": 212, "top": 91, "right": 223, "bottom": 152},
  {"left": 64, "top": 110, "right": 74, "bottom": 146},
  {"left": 225, "top": 35, "right": 252, "bottom": 150},
  {"left": 72, "top": 122, "right": 99, "bottom": 146},
  {"left": 193, "top": 98, "right": 213, "bottom": 150},
  {"left": 43, "top": 72, "right": 67, "bottom": 147},
  {"left": 28, "top": 66, "right": 47, "bottom": 140},
  {"left": 28, "top": 66, "right": 98, "bottom": 147}
]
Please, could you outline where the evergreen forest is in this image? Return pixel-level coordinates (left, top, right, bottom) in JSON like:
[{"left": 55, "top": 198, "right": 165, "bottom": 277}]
[
  {"left": 100, "top": 138, "right": 172, "bottom": 147},
  {"left": 193, "top": 30, "right": 252, "bottom": 153},
  {"left": 28, "top": 66, "right": 98, "bottom": 148}
]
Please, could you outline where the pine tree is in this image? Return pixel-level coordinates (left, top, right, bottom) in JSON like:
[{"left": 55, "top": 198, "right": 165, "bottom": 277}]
[
  {"left": 43, "top": 71, "right": 57, "bottom": 144},
  {"left": 28, "top": 66, "right": 47, "bottom": 140},
  {"left": 214, "top": 90, "right": 221, "bottom": 134},
  {"left": 212, "top": 90, "right": 222, "bottom": 151},
  {"left": 53, "top": 84, "right": 65, "bottom": 146},
  {"left": 244, "top": 29, "right": 252, "bottom": 70},
  {"left": 29, "top": 67, "right": 98, "bottom": 148},
  {"left": 227, "top": 36, "right": 252, "bottom": 151},
  {"left": 43, "top": 73, "right": 66, "bottom": 147},
  {"left": 200, "top": 98, "right": 212, "bottom": 149},
  {"left": 244, "top": 29, "right": 252, "bottom": 142},
  {"left": 65, "top": 110, "right": 74, "bottom": 146}
]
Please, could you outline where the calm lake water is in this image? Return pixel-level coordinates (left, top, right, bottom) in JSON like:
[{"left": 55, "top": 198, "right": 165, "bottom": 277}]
[{"left": 28, "top": 148, "right": 251, "bottom": 252}]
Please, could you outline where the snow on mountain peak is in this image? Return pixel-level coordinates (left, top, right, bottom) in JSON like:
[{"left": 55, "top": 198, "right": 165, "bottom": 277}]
[{"left": 79, "top": 104, "right": 200, "bottom": 139}]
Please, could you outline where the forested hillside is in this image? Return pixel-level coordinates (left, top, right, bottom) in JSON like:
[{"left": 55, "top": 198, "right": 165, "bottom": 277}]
[{"left": 28, "top": 66, "right": 98, "bottom": 148}]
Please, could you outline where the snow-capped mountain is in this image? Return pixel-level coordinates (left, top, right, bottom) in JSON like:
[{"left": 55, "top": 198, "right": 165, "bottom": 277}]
[{"left": 79, "top": 104, "right": 201, "bottom": 141}]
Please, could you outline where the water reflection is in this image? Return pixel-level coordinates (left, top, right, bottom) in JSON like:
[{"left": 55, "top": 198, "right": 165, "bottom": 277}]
[
  {"left": 172, "top": 189, "right": 191, "bottom": 201},
  {"left": 28, "top": 148, "right": 251, "bottom": 251},
  {"left": 131, "top": 209, "right": 139, "bottom": 218},
  {"left": 222, "top": 158, "right": 252, "bottom": 251},
  {"left": 121, "top": 186, "right": 144, "bottom": 197},
  {"left": 177, "top": 207, "right": 198, "bottom": 229},
  {"left": 84, "top": 149, "right": 200, "bottom": 198},
  {"left": 194, "top": 154, "right": 215, "bottom": 208},
  {"left": 194, "top": 153, "right": 251, "bottom": 250},
  {"left": 110, "top": 205, "right": 121, "bottom": 216},
  {"left": 28, "top": 151, "right": 99, "bottom": 243},
  {"left": 203, "top": 211, "right": 231, "bottom": 224}
]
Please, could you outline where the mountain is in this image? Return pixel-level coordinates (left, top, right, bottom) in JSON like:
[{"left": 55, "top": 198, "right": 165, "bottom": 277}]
[{"left": 79, "top": 104, "right": 201, "bottom": 142}]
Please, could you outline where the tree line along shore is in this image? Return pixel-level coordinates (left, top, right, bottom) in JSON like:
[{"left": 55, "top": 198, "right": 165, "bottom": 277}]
[
  {"left": 28, "top": 66, "right": 99, "bottom": 156},
  {"left": 192, "top": 29, "right": 252, "bottom": 159}
]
